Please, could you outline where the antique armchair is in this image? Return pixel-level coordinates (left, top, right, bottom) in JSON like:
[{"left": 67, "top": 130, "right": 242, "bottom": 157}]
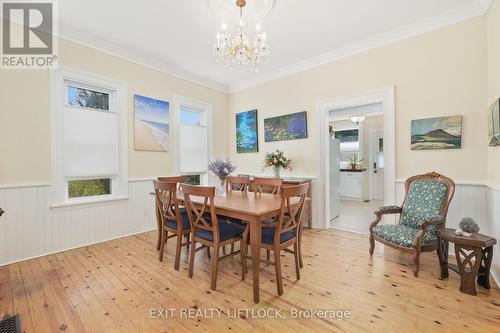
[{"left": 369, "top": 172, "right": 455, "bottom": 277}]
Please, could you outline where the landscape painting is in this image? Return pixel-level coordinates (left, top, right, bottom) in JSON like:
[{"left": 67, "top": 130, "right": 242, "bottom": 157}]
[
  {"left": 488, "top": 99, "right": 500, "bottom": 147},
  {"left": 236, "top": 109, "right": 259, "bottom": 153},
  {"left": 264, "top": 111, "right": 308, "bottom": 142},
  {"left": 411, "top": 115, "right": 462, "bottom": 150},
  {"left": 134, "top": 95, "right": 169, "bottom": 151}
]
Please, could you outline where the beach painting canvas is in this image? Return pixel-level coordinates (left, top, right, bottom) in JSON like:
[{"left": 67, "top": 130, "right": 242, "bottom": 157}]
[
  {"left": 134, "top": 95, "right": 169, "bottom": 151},
  {"left": 264, "top": 111, "right": 308, "bottom": 142},
  {"left": 411, "top": 115, "right": 462, "bottom": 150},
  {"left": 236, "top": 109, "right": 259, "bottom": 153},
  {"left": 488, "top": 99, "right": 500, "bottom": 147}
]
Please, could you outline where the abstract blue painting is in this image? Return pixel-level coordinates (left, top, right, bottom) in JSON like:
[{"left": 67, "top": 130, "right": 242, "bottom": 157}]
[
  {"left": 264, "top": 111, "right": 308, "bottom": 142},
  {"left": 236, "top": 109, "right": 258, "bottom": 153}
]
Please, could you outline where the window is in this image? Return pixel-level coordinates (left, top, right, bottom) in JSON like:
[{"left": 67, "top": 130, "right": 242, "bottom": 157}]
[
  {"left": 332, "top": 122, "right": 362, "bottom": 168},
  {"left": 175, "top": 97, "right": 212, "bottom": 184},
  {"left": 51, "top": 67, "right": 128, "bottom": 207},
  {"left": 185, "top": 175, "right": 201, "bottom": 185}
]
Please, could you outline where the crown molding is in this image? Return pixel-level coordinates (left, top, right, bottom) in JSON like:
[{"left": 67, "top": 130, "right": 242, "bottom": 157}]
[
  {"left": 476, "top": 0, "right": 492, "bottom": 12},
  {"left": 227, "top": 1, "right": 489, "bottom": 93},
  {"left": 57, "top": 24, "right": 230, "bottom": 93}
]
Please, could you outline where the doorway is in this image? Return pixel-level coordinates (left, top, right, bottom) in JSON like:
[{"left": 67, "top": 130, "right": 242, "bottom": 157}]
[{"left": 317, "top": 87, "right": 395, "bottom": 231}]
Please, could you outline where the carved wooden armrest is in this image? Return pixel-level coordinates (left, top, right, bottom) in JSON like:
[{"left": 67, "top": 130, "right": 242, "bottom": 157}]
[
  {"left": 417, "top": 216, "right": 445, "bottom": 230},
  {"left": 374, "top": 205, "right": 402, "bottom": 216}
]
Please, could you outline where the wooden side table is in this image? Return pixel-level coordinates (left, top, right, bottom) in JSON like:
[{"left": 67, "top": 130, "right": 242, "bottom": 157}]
[{"left": 437, "top": 228, "right": 497, "bottom": 295}]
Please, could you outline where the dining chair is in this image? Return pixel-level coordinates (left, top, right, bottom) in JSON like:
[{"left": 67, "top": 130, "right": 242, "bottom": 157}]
[
  {"left": 253, "top": 177, "right": 283, "bottom": 194},
  {"left": 154, "top": 176, "right": 187, "bottom": 250},
  {"left": 226, "top": 175, "right": 250, "bottom": 193},
  {"left": 153, "top": 180, "right": 191, "bottom": 270},
  {"left": 241, "top": 183, "right": 309, "bottom": 295},
  {"left": 182, "top": 184, "right": 245, "bottom": 290}
]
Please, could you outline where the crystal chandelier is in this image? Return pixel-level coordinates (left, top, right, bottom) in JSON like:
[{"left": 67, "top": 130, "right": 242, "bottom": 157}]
[{"left": 213, "top": 0, "right": 269, "bottom": 70}]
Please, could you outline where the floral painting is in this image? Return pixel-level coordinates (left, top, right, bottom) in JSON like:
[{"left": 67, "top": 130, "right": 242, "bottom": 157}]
[
  {"left": 411, "top": 115, "right": 462, "bottom": 150},
  {"left": 236, "top": 109, "right": 258, "bottom": 153},
  {"left": 134, "top": 95, "right": 169, "bottom": 151},
  {"left": 264, "top": 111, "right": 308, "bottom": 142},
  {"left": 488, "top": 99, "right": 500, "bottom": 147}
]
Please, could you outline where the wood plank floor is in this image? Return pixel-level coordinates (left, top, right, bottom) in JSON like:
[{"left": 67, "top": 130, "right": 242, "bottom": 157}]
[{"left": 1, "top": 229, "right": 499, "bottom": 333}]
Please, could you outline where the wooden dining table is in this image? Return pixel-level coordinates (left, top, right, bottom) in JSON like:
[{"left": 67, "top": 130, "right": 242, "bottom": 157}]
[{"left": 175, "top": 190, "right": 301, "bottom": 303}]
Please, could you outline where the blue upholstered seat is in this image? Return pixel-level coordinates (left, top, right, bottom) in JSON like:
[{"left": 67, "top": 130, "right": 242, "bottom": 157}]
[
  {"left": 164, "top": 211, "right": 191, "bottom": 230},
  {"left": 195, "top": 221, "right": 244, "bottom": 241},
  {"left": 262, "top": 227, "right": 295, "bottom": 245}
]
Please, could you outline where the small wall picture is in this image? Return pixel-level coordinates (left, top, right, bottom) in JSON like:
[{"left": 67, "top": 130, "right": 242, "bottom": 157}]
[
  {"left": 236, "top": 109, "right": 259, "bottom": 153},
  {"left": 264, "top": 111, "right": 308, "bottom": 142},
  {"left": 134, "top": 95, "right": 169, "bottom": 151},
  {"left": 488, "top": 99, "right": 500, "bottom": 147},
  {"left": 411, "top": 115, "right": 462, "bottom": 150}
]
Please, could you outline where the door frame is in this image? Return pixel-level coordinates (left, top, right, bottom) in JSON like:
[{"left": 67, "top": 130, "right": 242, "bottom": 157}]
[
  {"left": 317, "top": 87, "right": 395, "bottom": 229},
  {"left": 369, "top": 128, "right": 384, "bottom": 201}
]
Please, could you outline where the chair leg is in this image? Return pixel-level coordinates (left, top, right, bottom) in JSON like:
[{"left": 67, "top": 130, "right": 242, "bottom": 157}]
[
  {"left": 413, "top": 248, "right": 421, "bottom": 277},
  {"left": 293, "top": 243, "right": 300, "bottom": 280},
  {"left": 369, "top": 233, "right": 375, "bottom": 256},
  {"left": 266, "top": 250, "right": 270, "bottom": 265},
  {"left": 206, "top": 247, "right": 211, "bottom": 259},
  {"left": 210, "top": 246, "right": 219, "bottom": 290},
  {"left": 188, "top": 238, "right": 196, "bottom": 278},
  {"left": 156, "top": 206, "right": 161, "bottom": 251},
  {"left": 274, "top": 249, "right": 283, "bottom": 295},
  {"left": 231, "top": 243, "right": 235, "bottom": 253},
  {"left": 241, "top": 238, "right": 247, "bottom": 281},
  {"left": 185, "top": 234, "right": 190, "bottom": 250},
  {"left": 174, "top": 233, "right": 182, "bottom": 271},
  {"left": 159, "top": 230, "right": 166, "bottom": 262},
  {"left": 298, "top": 234, "right": 303, "bottom": 268}
]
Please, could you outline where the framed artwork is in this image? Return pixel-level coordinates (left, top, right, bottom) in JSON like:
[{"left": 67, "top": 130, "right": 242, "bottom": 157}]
[
  {"left": 488, "top": 99, "right": 500, "bottom": 147},
  {"left": 264, "top": 111, "right": 308, "bottom": 142},
  {"left": 411, "top": 115, "right": 462, "bottom": 150},
  {"left": 134, "top": 95, "right": 169, "bottom": 151},
  {"left": 236, "top": 109, "right": 259, "bottom": 153}
]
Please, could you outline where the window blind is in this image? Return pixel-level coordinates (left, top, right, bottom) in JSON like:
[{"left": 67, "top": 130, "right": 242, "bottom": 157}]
[{"left": 63, "top": 107, "right": 119, "bottom": 178}]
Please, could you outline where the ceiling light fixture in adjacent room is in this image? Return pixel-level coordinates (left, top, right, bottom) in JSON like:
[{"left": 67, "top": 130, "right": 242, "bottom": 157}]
[{"left": 350, "top": 114, "right": 367, "bottom": 124}]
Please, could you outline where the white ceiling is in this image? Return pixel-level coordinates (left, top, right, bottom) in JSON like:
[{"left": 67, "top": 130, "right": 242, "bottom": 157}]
[{"left": 58, "top": 0, "right": 490, "bottom": 92}]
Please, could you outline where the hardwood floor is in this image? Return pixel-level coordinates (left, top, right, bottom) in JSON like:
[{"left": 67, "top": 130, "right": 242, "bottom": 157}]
[{"left": 1, "top": 229, "right": 499, "bottom": 333}]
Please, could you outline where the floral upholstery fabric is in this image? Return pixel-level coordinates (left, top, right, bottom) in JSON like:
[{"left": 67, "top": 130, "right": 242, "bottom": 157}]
[
  {"left": 372, "top": 179, "right": 448, "bottom": 248},
  {"left": 372, "top": 224, "right": 437, "bottom": 248}
]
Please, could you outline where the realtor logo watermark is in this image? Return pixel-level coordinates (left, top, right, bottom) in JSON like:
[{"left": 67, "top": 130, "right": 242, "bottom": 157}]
[{"left": 1, "top": 0, "right": 58, "bottom": 69}]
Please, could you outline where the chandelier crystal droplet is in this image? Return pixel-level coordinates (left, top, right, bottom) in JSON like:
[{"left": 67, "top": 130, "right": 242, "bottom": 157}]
[{"left": 213, "top": 0, "right": 269, "bottom": 71}]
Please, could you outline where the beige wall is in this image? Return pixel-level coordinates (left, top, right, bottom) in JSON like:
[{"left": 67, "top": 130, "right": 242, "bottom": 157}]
[
  {"left": 228, "top": 17, "right": 488, "bottom": 182},
  {"left": 0, "top": 35, "right": 228, "bottom": 185},
  {"left": 487, "top": 0, "right": 500, "bottom": 188}
]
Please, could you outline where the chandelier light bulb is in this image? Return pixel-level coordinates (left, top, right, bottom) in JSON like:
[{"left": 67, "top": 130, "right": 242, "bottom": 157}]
[
  {"left": 221, "top": 23, "right": 227, "bottom": 31},
  {"left": 256, "top": 23, "right": 261, "bottom": 31}
]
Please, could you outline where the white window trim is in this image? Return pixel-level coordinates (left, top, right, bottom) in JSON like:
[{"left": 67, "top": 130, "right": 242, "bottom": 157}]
[
  {"left": 49, "top": 66, "right": 128, "bottom": 209},
  {"left": 173, "top": 95, "right": 213, "bottom": 185}
]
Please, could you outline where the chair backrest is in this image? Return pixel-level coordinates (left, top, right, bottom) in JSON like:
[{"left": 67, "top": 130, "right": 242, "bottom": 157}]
[
  {"left": 226, "top": 175, "right": 249, "bottom": 192},
  {"left": 253, "top": 177, "right": 283, "bottom": 194},
  {"left": 272, "top": 183, "right": 309, "bottom": 244},
  {"left": 400, "top": 172, "right": 455, "bottom": 230},
  {"left": 153, "top": 180, "right": 183, "bottom": 232},
  {"left": 181, "top": 184, "right": 220, "bottom": 241},
  {"left": 158, "top": 176, "right": 187, "bottom": 189}
]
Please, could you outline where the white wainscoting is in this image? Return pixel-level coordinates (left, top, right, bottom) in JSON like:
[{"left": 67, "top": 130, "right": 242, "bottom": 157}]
[
  {"left": 486, "top": 186, "right": 500, "bottom": 285},
  {"left": 0, "top": 180, "right": 156, "bottom": 266}
]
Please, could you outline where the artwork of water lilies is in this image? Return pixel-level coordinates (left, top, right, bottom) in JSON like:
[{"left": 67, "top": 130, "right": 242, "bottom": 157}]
[
  {"left": 411, "top": 115, "right": 462, "bottom": 150},
  {"left": 236, "top": 109, "right": 259, "bottom": 153},
  {"left": 264, "top": 111, "right": 308, "bottom": 142},
  {"left": 488, "top": 99, "right": 500, "bottom": 147}
]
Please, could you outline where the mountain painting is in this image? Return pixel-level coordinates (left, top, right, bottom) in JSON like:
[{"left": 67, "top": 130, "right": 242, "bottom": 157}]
[
  {"left": 264, "top": 111, "right": 308, "bottom": 142},
  {"left": 411, "top": 116, "right": 462, "bottom": 150},
  {"left": 488, "top": 99, "right": 500, "bottom": 147},
  {"left": 236, "top": 109, "right": 259, "bottom": 153}
]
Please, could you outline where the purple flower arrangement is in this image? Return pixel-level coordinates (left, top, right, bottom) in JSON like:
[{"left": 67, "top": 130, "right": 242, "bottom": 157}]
[{"left": 208, "top": 158, "right": 237, "bottom": 182}]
